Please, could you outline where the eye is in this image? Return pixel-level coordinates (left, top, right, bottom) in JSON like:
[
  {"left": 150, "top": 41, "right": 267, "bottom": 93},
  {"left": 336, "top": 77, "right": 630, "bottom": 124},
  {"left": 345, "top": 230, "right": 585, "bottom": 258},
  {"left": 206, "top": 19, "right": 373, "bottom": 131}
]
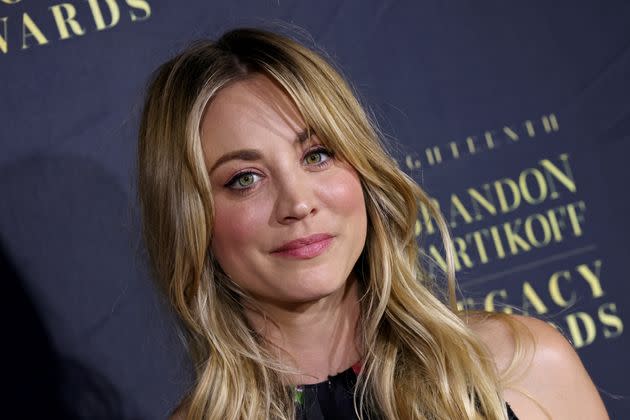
[
  {"left": 303, "top": 147, "right": 333, "bottom": 167},
  {"left": 226, "top": 172, "right": 262, "bottom": 190}
]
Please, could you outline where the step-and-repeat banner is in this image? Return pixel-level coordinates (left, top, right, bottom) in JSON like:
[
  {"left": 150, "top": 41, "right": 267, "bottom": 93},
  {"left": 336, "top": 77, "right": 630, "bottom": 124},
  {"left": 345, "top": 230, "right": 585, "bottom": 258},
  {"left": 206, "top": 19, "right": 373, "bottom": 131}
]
[{"left": 1, "top": 1, "right": 628, "bottom": 418}]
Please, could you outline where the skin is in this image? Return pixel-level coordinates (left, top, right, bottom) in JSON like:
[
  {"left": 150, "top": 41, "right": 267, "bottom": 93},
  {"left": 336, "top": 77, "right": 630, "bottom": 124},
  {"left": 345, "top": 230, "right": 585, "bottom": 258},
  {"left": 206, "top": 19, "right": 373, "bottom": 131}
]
[
  {"left": 200, "top": 74, "right": 367, "bottom": 384},
  {"left": 469, "top": 314, "right": 610, "bottom": 419},
  {"left": 173, "top": 73, "right": 610, "bottom": 419}
]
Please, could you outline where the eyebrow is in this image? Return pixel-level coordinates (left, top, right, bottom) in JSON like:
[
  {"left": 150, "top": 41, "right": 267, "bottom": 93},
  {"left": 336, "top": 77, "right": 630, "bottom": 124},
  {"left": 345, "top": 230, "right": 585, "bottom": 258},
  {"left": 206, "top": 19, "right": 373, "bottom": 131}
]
[{"left": 208, "top": 128, "right": 311, "bottom": 174}]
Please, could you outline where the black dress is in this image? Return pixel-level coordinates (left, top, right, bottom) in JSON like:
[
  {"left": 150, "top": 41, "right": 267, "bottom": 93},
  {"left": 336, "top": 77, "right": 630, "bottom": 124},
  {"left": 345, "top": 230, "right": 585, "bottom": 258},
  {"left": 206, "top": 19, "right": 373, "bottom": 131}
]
[{"left": 295, "top": 364, "right": 519, "bottom": 419}]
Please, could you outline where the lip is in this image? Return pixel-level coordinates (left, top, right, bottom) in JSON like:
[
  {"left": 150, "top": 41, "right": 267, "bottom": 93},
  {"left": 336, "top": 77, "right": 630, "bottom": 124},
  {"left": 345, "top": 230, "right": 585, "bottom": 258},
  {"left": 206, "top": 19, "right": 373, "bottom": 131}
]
[{"left": 271, "top": 233, "right": 334, "bottom": 259}]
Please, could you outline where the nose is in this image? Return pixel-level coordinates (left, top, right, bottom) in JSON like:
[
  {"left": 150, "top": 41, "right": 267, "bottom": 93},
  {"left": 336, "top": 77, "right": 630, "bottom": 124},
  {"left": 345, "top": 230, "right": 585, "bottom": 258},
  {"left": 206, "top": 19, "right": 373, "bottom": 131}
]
[{"left": 275, "top": 172, "right": 316, "bottom": 224}]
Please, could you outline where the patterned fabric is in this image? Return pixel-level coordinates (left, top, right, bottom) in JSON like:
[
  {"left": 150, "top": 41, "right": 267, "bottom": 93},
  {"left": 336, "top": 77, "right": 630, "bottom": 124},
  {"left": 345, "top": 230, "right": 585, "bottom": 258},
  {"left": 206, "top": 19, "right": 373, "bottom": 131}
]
[{"left": 294, "top": 364, "right": 520, "bottom": 419}]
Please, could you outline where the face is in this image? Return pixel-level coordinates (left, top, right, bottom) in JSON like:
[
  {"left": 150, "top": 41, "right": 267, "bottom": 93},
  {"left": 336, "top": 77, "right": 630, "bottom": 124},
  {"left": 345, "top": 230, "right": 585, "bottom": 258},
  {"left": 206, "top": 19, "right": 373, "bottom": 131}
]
[{"left": 200, "top": 74, "right": 367, "bottom": 308}]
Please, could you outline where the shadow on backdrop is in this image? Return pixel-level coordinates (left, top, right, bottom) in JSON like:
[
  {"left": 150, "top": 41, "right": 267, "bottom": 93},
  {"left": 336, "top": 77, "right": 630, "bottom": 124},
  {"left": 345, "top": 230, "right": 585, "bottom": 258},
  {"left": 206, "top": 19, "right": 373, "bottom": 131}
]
[
  {"left": 0, "top": 154, "right": 189, "bottom": 419},
  {"left": 1, "top": 240, "right": 129, "bottom": 419}
]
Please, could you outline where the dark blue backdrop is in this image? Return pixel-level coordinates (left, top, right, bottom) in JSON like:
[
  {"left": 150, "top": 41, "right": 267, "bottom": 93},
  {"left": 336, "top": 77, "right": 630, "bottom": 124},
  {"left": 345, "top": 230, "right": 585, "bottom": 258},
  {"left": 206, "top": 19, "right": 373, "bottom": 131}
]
[{"left": 1, "top": 1, "right": 628, "bottom": 418}]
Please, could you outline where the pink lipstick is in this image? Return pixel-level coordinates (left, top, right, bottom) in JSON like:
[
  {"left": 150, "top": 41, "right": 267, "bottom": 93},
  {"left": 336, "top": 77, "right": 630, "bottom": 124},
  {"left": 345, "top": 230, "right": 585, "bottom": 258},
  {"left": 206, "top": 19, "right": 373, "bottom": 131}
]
[{"left": 271, "top": 233, "right": 334, "bottom": 259}]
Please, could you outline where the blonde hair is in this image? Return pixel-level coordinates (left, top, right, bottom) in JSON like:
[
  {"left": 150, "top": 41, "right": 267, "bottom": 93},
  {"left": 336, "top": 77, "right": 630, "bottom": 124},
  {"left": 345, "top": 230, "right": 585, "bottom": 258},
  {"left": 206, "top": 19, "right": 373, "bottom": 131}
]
[{"left": 138, "top": 28, "right": 522, "bottom": 419}]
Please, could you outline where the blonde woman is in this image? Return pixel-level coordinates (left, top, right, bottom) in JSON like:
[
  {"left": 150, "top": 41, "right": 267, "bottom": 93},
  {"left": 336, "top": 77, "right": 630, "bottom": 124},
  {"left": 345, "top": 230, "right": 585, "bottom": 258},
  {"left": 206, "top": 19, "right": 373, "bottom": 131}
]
[{"left": 137, "top": 28, "right": 608, "bottom": 419}]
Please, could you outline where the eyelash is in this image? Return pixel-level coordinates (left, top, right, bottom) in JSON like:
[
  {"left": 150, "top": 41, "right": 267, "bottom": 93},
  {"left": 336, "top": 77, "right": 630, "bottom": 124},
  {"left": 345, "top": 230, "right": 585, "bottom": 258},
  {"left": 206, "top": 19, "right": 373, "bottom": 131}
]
[
  {"left": 225, "top": 147, "right": 334, "bottom": 194},
  {"left": 303, "top": 146, "right": 334, "bottom": 169}
]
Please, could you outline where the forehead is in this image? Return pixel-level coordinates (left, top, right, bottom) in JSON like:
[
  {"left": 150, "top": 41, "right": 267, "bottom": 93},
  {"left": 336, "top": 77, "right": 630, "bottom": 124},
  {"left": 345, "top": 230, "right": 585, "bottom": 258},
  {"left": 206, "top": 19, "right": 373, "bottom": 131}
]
[{"left": 200, "top": 74, "right": 305, "bottom": 159}]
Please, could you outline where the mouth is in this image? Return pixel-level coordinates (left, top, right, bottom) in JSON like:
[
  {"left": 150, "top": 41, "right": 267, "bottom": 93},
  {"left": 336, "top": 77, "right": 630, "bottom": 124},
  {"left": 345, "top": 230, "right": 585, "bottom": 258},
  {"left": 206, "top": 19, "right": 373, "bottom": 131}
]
[{"left": 271, "top": 233, "right": 334, "bottom": 259}]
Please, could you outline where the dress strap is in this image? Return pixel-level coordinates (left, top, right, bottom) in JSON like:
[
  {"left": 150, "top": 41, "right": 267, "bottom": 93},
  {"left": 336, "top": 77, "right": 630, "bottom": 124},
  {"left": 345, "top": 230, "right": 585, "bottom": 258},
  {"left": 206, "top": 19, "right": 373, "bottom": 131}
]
[{"left": 506, "top": 402, "right": 519, "bottom": 419}]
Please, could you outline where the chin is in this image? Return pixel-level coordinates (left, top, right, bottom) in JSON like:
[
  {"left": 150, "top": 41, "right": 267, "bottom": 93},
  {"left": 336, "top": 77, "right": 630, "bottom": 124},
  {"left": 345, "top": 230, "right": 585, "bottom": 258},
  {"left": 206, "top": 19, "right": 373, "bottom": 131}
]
[{"left": 287, "top": 276, "right": 351, "bottom": 303}]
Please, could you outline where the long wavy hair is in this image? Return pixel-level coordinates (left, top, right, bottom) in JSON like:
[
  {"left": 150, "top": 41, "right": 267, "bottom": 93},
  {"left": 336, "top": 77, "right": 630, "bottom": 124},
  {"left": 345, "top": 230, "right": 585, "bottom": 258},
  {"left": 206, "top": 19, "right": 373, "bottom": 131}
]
[{"left": 138, "top": 28, "right": 526, "bottom": 419}]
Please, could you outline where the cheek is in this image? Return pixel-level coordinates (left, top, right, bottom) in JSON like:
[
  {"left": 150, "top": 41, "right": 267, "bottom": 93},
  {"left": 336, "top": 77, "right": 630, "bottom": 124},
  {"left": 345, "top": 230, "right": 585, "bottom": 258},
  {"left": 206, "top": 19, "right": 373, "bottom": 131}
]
[
  {"left": 320, "top": 168, "right": 366, "bottom": 217},
  {"left": 211, "top": 199, "right": 265, "bottom": 254}
]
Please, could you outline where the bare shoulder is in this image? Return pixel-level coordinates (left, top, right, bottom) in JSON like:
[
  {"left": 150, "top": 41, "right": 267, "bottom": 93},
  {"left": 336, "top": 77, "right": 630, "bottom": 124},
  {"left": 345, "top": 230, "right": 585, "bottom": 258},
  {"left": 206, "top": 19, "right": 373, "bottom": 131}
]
[{"left": 466, "top": 313, "right": 609, "bottom": 420}]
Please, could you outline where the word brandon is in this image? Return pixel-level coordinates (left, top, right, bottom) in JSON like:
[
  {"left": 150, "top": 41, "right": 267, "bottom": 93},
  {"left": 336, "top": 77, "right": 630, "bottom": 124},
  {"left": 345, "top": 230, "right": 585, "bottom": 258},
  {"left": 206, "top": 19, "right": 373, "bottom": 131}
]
[
  {"left": 417, "top": 153, "right": 583, "bottom": 271},
  {"left": 0, "top": 0, "right": 151, "bottom": 54},
  {"left": 404, "top": 113, "right": 559, "bottom": 169},
  {"left": 458, "top": 259, "right": 623, "bottom": 349}
]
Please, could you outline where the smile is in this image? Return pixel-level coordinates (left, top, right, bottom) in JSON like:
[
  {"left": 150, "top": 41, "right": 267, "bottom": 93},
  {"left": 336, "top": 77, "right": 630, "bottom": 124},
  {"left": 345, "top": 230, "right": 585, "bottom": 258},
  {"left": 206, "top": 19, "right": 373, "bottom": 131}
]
[{"left": 271, "top": 235, "right": 334, "bottom": 259}]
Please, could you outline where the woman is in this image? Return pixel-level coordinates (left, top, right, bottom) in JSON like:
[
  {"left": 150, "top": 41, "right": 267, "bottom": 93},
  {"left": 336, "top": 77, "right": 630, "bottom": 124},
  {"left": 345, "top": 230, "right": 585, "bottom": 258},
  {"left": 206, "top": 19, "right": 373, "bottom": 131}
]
[{"left": 137, "top": 28, "right": 608, "bottom": 419}]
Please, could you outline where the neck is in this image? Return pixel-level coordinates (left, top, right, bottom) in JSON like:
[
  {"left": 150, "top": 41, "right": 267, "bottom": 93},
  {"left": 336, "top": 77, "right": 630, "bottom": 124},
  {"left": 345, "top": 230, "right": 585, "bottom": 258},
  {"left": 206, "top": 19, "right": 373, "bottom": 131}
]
[{"left": 245, "top": 275, "right": 362, "bottom": 385}]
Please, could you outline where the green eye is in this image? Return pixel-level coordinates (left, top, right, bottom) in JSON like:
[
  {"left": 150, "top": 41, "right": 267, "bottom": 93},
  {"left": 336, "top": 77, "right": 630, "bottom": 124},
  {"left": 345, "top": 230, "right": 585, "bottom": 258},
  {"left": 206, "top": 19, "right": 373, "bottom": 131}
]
[
  {"left": 304, "top": 148, "right": 332, "bottom": 166},
  {"left": 306, "top": 153, "right": 322, "bottom": 164},
  {"left": 238, "top": 173, "right": 255, "bottom": 187},
  {"left": 226, "top": 172, "right": 261, "bottom": 190}
]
